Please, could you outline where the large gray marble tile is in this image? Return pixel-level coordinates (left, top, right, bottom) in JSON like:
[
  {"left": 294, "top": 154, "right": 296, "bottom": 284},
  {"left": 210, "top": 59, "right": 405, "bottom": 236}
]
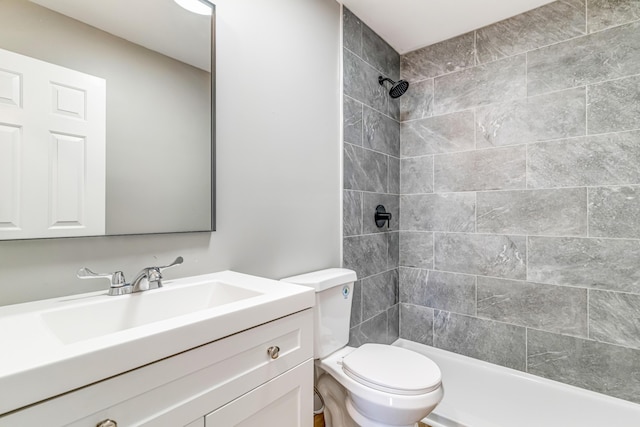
[
  {"left": 527, "top": 329, "right": 640, "bottom": 404},
  {"left": 343, "top": 234, "right": 388, "bottom": 279},
  {"left": 363, "top": 193, "right": 399, "bottom": 234},
  {"left": 399, "top": 232, "right": 433, "bottom": 269},
  {"left": 362, "top": 24, "right": 400, "bottom": 81},
  {"left": 477, "top": 277, "right": 588, "bottom": 336},
  {"left": 400, "top": 79, "right": 433, "bottom": 122},
  {"left": 388, "top": 156, "right": 400, "bottom": 194},
  {"left": 426, "top": 271, "right": 476, "bottom": 316},
  {"left": 476, "top": 88, "right": 586, "bottom": 148},
  {"left": 476, "top": 188, "right": 588, "bottom": 236},
  {"left": 349, "top": 311, "right": 388, "bottom": 347},
  {"left": 343, "top": 7, "right": 362, "bottom": 56},
  {"left": 362, "top": 269, "right": 398, "bottom": 320},
  {"left": 434, "top": 311, "right": 526, "bottom": 370},
  {"left": 399, "top": 267, "right": 427, "bottom": 304},
  {"left": 400, "top": 303, "right": 434, "bottom": 345},
  {"left": 344, "top": 48, "right": 389, "bottom": 116},
  {"left": 401, "top": 111, "right": 475, "bottom": 157},
  {"left": 400, "top": 193, "right": 475, "bottom": 232},
  {"left": 344, "top": 143, "right": 388, "bottom": 192},
  {"left": 434, "top": 54, "right": 526, "bottom": 115},
  {"left": 350, "top": 280, "right": 362, "bottom": 327},
  {"left": 527, "top": 21, "right": 640, "bottom": 96},
  {"left": 588, "top": 0, "right": 640, "bottom": 33},
  {"left": 344, "top": 96, "right": 363, "bottom": 145},
  {"left": 387, "top": 231, "right": 399, "bottom": 269},
  {"left": 343, "top": 190, "right": 362, "bottom": 237},
  {"left": 363, "top": 107, "right": 400, "bottom": 157},
  {"left": 589, "top": 186, "right": 640, "bottom": 238},
  {"left": 527, "top": 131, "right": 640, "bottom": 188},
  {"left": 401, "top": 33, "right": 475, "bottom": 82},
  {"left": 434, "top": 145, "right": 526, "bottom": 192},
  {"left": 401, "top": 269, "right": 476, "bottom": 315},
  {"left": 588, "top": 74, "right": 640, "bottom": 134},
  {"left": 528, "top": 236, "right": 640, "bottom": 293},
  {"left": 590, "top": 289, "right": 640, "bottom": 349},
  {"left": 434, "top": 233, "right": 526, "bottom": 279},
  {"left": 476, "top": 0, "right": 585, "bottom": 64},
  {"left": 400, "top": 156, "right": 433, "bottom": 194},
  {"left": 388, "top": 304, "right": 400, "bottom": 343}
]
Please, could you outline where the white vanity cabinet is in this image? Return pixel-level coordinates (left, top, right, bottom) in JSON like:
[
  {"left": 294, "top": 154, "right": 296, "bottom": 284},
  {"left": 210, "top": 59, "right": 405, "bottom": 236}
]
[{"left": 0, "top": 310, "right": 313, "bottom": 427}]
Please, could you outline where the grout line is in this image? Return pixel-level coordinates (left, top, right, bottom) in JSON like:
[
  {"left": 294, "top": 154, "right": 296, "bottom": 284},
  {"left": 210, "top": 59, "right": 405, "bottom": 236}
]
[
  {"left": 360, "top": 190, "right": 364, "bottom": 235},
  {"left": 586, "top": 187, "right": 590, "bottom": 237},
  {"left": 525, "top": 142, "right": 529, "bottom": 189},
  {"left": 404, "top": 123, "right": 640, "bottom": 160},
  {"left": 344, "top": 141, "right": 402, "bottom": 160},
  {"left": 585, "top": 84, "right": 590, "bottom": 135},
  {"left": 587, "top": 289, "right": 590, "bottom": 339},
  {"left": 404, "top": 70, "right": 640, "bottom": 123},
  {"left": 525, "top": 328, "right": 528, "bottom": 372},
  {"left": 395, "top": 228, "right": 640, "bottom": 242}
]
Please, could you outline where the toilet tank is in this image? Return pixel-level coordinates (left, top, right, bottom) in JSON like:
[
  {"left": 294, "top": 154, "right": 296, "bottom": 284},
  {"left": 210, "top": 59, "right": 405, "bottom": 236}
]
[{"left": 281, "top": 268, "right": 357, "bottom": 359}]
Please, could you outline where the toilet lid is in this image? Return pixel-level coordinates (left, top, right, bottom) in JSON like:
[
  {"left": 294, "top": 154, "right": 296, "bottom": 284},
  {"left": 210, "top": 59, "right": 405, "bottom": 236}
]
[{"left": 342, "top": 344, "right": 441, "bottom": 396}]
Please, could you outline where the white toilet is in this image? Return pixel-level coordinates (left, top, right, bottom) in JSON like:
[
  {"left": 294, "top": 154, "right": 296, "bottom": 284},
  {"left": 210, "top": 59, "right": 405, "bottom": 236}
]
[{"left": 282, "top": 268, "right": 443, "bottom": 427}]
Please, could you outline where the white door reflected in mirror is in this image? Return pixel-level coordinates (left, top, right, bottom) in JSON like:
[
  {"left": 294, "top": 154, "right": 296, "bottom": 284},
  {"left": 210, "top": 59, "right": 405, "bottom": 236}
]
[{"left": 0, "top": 48, "right": 106, "bottom": 240}]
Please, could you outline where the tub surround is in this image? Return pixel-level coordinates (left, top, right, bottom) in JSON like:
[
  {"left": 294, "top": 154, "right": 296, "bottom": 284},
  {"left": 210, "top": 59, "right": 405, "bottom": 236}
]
[
  {"left": 398, "top": 0, "right": 640, "bottom": 405},
  {"left": 343, "top": 0, "right": 640, "bottom": 406},
  {"left": 342, "top": 7, "right": 401, "bottom": 347}
]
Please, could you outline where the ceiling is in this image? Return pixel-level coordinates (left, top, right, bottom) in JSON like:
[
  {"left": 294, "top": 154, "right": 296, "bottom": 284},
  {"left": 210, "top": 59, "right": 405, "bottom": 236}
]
[
  {"left": 31, "top": 0, "right": 212, "bottom": 71},
  {"left": 338, "top": 0, "right": 556, "bottom": 54}
]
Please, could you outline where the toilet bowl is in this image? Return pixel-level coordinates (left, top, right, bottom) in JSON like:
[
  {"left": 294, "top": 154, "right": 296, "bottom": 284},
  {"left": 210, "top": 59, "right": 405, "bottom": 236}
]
[
  {"left": 282, "top": 268, "right": 443, "bottom": 427},
  {"left": 320, "top": 345, "right": 443, "bottom": 427}
]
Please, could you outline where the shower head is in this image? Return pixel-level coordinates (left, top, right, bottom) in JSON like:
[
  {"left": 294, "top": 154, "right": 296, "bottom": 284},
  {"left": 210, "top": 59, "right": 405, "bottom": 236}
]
[{"left": 378, "top": 76, "right": 409, "bottom": 98}]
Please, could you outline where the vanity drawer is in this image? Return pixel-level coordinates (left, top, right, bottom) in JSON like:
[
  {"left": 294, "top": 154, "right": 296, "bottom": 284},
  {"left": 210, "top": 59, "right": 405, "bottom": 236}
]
[{"left": 0, "top": 309, "right": 313, "bottom": 426}]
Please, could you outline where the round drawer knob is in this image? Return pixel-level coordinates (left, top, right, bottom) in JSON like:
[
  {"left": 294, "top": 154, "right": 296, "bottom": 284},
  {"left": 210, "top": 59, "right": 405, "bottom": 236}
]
[
  {"left": 97, "top": 420, "right": 117, "bottom": 427},
  {"left": 267, "top": 345, "right": 280, "bottom": 359}
]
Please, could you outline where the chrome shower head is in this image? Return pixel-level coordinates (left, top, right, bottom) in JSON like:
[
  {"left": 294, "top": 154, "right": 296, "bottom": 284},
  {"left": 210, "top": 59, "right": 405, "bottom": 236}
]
[{"left": 378, "top": 76, "right": 409, "bottom": 98}]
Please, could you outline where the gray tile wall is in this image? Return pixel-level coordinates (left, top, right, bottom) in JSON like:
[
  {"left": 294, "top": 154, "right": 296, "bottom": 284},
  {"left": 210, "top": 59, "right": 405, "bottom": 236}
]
[
  {"left": 398, "top": 0, "right": 640, "bottom": 404},
  {"left": 343, "top": 7, "right": 400, "bottom": 347}
]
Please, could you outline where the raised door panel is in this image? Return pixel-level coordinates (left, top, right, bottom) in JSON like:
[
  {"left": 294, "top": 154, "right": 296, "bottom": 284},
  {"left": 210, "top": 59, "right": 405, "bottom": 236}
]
[
  {"left": 0, "top": 124, "right": 21, "bottom": 230},
  {"left": 205, "top": 360, "right": 313, "bottom": 427},
  {"left": 185, "top": 418, "right": 205, "bottom": 427}
]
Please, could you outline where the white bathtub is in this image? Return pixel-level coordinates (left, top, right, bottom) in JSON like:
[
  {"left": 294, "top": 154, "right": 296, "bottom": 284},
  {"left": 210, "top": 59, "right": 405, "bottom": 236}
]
[{"left": 393, "top": 339, "right": 640, "bottom": 427}]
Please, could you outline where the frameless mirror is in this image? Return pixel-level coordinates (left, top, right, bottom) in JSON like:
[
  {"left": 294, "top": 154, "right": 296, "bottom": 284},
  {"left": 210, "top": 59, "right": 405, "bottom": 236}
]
[{"left": 0, "top": 0, "right": 215, "bottom": 240}]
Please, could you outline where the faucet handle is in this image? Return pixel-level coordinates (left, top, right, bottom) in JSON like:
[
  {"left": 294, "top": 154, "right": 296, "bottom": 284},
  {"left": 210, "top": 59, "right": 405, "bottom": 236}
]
[
  {"left": 77, "top": 268, "right": 129, "bottom": 295},
  {"left": 77, "top": 268, "right": 126, "bottom": 285},
  {"left": 157, "top": 256, "right": 184, "bottom": 272}
]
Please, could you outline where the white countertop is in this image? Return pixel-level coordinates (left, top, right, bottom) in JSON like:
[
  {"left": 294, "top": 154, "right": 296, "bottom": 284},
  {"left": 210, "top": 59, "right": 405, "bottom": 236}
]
[{"left": 0, "top": 271, "right": 314, "bottom": 416}]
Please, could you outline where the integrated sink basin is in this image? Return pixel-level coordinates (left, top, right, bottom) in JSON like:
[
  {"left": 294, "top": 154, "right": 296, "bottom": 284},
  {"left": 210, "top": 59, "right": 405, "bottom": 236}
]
[
  {"left": 0, "top": 271, "right": 314, "bottom": 416},
  {"left": 42, "top": 281, "right": 262, "bottom": 344}
]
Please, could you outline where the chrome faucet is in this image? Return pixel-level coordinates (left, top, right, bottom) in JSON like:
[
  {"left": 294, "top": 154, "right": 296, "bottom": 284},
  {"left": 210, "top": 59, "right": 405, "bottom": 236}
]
[{"left": 77, "top": 257, "right": 184, "bottom": 296}]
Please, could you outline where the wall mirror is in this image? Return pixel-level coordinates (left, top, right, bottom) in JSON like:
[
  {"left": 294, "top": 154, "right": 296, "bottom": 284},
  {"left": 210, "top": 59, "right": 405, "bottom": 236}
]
[{"left": 0, "top": 0, "right": 215, "bottom": 240}]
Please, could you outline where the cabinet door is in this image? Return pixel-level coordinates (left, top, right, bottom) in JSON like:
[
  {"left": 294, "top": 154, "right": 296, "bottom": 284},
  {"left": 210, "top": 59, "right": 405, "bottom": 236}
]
[{"left": 205, "top": 359, "right": 313, "bottom": 427}]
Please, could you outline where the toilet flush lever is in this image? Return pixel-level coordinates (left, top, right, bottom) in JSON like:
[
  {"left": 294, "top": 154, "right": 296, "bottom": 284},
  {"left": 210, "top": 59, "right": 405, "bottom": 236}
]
[{"left": 374, "top": 205, "right": 392, "bottom": 228}]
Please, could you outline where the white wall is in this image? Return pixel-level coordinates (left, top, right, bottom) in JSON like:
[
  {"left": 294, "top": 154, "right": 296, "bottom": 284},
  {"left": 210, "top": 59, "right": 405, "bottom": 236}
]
[{"left": 0, "top": 0, "right": 342, "bottom": 306}]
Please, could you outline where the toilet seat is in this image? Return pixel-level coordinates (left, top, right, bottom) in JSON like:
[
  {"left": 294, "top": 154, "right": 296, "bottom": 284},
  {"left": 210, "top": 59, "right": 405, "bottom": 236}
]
[{"left": 342, "top": 344, "right": 441, "bottom": 396}]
